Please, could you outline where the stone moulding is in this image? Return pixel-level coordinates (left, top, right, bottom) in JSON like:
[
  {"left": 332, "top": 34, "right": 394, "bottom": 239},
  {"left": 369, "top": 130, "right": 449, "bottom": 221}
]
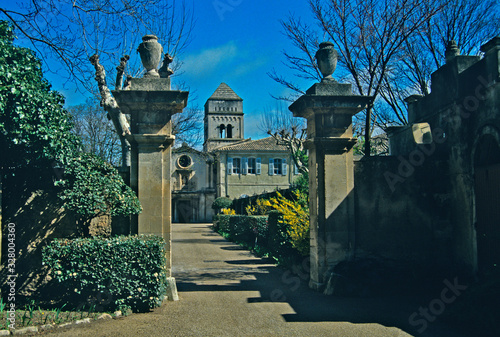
[
  {"left": 112, "top": 90, "right": 189, "bottom": 115},
  {"left": 126, "top": 134, "right": 175, "bottom": 145},
  {"left": 290, "top": 95, "right": 374, "bottom": 119},
  {"left": 304, "top": 137, "right": 357, "bottom": 153}
]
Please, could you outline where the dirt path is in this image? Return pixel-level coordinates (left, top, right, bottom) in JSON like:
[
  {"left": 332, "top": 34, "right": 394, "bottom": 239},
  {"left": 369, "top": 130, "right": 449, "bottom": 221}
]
[{"left": 44, "top": 223, "right": 467, "bottom": 336}]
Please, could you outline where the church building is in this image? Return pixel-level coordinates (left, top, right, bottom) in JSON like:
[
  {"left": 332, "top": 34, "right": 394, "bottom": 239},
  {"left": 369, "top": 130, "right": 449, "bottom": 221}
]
[{"left": 171, "top": 83, "right": 298, "bottom": 222}]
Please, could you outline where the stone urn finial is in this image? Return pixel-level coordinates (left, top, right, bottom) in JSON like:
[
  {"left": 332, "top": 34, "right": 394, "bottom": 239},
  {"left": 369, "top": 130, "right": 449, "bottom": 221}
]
[
  {"left": 316, "top": 42, "right": 338, "bottom": 81},
  {"left": 137, "top": 35, "right": 163, "bottom": 78},
  {"left": 445, "top": 40, "right": 460, "bottom": 63}
]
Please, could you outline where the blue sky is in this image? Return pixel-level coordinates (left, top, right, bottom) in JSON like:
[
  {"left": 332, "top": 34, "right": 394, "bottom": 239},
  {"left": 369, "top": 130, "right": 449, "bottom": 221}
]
[{"left": 174, "top": 0, "right": 316, "bottom": 140}]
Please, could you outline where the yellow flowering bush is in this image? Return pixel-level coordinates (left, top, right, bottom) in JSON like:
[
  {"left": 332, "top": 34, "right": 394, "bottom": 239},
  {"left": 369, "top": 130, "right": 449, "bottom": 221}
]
[
  {"left": 245, "top": 198, "right": 272, "bottom": 215},
  {"left": 269, "top": 191, "right": 309, "bottom": 256},
  {"left": 222, "top": 208, "right": 236, "bottom": 215},
  {"left": 245, "top": 190, "right": 309, "bottom": 256}
]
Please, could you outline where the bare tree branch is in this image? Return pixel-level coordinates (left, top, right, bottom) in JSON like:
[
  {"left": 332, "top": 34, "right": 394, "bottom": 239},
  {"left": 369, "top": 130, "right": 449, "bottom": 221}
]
[
  {"left": 259, "top": 103, "right": 308, "bottom": 174},
  {"left": 1, "top": 0, "right": 194, "bottom": 93},
  {"left": 89, "top": 54, "right": 131, "bottom": 166},
  {"left": 115, "top": 55, "right": 130, "bottom": 90}
]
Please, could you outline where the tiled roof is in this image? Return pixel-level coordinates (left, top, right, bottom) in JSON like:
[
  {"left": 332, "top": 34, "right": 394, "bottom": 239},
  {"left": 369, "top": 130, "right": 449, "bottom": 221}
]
[
  {"left": 173, "top": 143, "right": 209, "bottom": 157},
  {"left": 215, "top": 137, "right": 289, "bottom": 152},
  {"left": 208, "top": 83, "right": 242, "bottom": 101}
]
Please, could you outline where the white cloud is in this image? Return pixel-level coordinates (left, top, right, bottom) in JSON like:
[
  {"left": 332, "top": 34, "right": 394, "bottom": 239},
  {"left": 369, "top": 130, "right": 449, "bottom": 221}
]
[
  {"left": 181, "top": 41, "right": 238, "bottom": 77},
  {"left": 230, "top": 56, "right": 268, "bottom": 78}
]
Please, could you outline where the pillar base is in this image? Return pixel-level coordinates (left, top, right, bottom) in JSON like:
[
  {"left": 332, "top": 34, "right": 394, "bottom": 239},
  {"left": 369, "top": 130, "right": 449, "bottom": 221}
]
[
  {"left": 165, "top": 277, "right": 179, "bottom": 301},
  {"left": 309, "top": 280, "right": 325, "bottom": 292}
]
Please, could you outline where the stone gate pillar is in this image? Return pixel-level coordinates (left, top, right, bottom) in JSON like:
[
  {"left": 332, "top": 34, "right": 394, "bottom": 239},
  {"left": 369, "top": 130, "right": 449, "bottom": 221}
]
[
  {"left": 289, "top": 42, "right": 372, "bottom": 290},
  {"left": 112, "top": 35, "right": 188, "bottom": 300}
]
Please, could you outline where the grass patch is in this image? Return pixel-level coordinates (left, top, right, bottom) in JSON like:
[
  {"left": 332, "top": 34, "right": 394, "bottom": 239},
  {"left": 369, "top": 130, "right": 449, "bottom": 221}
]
[{"left": 0, "top": 299, "right": 116, "bottom": 330}]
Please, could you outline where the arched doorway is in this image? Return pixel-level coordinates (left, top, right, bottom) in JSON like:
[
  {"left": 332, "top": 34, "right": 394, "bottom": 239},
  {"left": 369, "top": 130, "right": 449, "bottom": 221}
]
[{"left": 474, "top": 131, "right": 500, "bottom": 274}]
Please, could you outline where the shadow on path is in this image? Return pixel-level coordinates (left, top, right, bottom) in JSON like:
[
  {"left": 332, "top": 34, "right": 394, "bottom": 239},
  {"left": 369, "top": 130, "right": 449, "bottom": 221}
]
[{"left": 173, "top": 223, "right": 472, "bottom": 337}]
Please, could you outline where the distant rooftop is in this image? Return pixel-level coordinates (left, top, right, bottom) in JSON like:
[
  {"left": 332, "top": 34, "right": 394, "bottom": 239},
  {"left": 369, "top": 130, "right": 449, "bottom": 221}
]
[
  {"left": 215, "top": 137, "right": 289, "bottom": 152},
  {"left": 208, "top": 83, "right": 243, "bottom": 101}
]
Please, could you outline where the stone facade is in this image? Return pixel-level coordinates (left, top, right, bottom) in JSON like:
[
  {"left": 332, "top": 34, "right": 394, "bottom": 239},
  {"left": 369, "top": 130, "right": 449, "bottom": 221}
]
[
  {"left": 206, "top": 84, "right": 297, "bottom": 200},
  {"left": 171, "top": 145, "right": 216, "bottom": 223}
]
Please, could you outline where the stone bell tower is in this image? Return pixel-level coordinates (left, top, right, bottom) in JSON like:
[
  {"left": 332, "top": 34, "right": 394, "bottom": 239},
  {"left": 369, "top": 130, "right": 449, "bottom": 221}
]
[{"left": 203, "top": 83, "right": 244, "bottom": 152}]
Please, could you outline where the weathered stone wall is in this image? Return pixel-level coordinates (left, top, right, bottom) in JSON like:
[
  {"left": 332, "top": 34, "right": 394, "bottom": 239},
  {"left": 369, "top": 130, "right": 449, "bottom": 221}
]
[
  {"left": 353, "top": 157, "right": 456, "bottom": 272},
  {"left": 0, "top": 173, "right": 79, "bottom": 301},
  {"left": 376, "top": 36, "right": 500, "bottom": 275}
]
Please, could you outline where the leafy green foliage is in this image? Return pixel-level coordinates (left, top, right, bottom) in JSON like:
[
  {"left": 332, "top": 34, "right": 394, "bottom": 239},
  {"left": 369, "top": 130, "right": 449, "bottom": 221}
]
[
  {"left": 56, "top": 152, "right": 141, "bottom": 219},
  {"left": 42, "top": 235, "right": 168, "bottom": 312},
  {"left": 213, "top": 215, "right": 268, "bottom": 247},
  {"left": 245, "top": 191, "right": 310, "bottom": 256},
  {"left": 212, "top": 197, "right": 233, "bottom": 213},
  {"left": 0, "top": 21, "right": 78, "bottom": 171},
  {"left": 292, "top": 171, "right": 309, "bottom": 195},
  {"left": 213, "top": 213, "right": 303, "bottom": 266}
]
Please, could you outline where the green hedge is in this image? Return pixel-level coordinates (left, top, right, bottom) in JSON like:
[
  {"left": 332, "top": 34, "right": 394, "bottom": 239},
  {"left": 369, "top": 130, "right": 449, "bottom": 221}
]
[
  {"left": 212, "top": 197, "right": 233, "bottom": 213},
  {"left": 213, "top": 215, "right": 267, "bottom": 247},
  {"left": 42, "top": 235, "right": 168, "bottom": 312},
  {"left": 213, "top": 213, "right": 300, "bottom": 265}
]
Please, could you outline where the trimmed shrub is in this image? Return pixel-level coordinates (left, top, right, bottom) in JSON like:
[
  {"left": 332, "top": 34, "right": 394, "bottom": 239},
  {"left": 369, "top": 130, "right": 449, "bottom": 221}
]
[
  {"left": 213, "top": 213, "right": 305, "bottom": 266},
  {"left": 267, "top": 210, "right": 297, "bottom": 265},
  {"left": 213, "top": 215, "right": 268, "bottom": 248},
  {"left": 212, "top": 197, "right": 233, "bottom": 213},
  {"left": 244, "top": 191, "right": 310, "bottom": 256},
  {"left": 42, "top": 235, "right": 168, "bottom": 312}
]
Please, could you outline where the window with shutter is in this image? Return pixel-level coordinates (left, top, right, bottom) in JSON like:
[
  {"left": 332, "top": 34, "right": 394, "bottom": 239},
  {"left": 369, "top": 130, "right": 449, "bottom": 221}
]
[
  {"left": 256, "top": 158, "right": 261, "bottom": 175},
  {"left": 273, "top": 158, "right": 282, "bottom": 175},
  {"left": 248, "top": 158, "right": 256, "bottom": 174},
  {"left": 233, "top": 158, "right": 241, "bottom": 174},
  {"left": 269, "top": 158, "right": 274, "bottom": 175},
  {"left": 282, "top": 158, "right": 287, "bottom": 175}
]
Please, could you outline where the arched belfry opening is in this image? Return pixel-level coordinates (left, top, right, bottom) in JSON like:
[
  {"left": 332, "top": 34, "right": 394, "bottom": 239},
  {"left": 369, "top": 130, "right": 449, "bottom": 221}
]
[
  {"left": 227, "top": 124, "right": 233, "bottom": 138},
  {"left": 219, "top": 124, "right": 226, "bottom": 138},
  {"left": 473, "top": 131, "right": 500, "bottom": 274}
]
